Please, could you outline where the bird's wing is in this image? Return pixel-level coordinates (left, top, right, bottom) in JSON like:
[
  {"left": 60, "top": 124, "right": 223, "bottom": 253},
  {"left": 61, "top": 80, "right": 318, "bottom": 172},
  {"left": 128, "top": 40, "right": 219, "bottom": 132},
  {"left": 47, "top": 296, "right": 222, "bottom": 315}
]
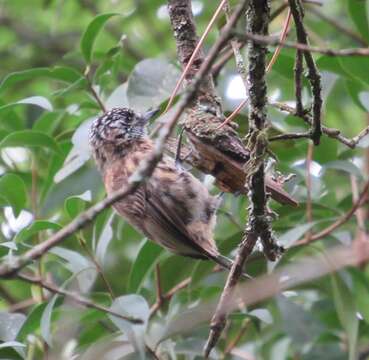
[{"left": 143, "top": 183, "right": 218, "bottom": 260}]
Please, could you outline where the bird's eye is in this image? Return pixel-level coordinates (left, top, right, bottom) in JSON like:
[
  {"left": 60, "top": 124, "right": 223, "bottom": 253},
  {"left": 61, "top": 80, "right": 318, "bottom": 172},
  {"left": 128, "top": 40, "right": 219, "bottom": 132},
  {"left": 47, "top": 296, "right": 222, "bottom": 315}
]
[{"left": 115, "top": 133, "right": 126, "bottom": 139}]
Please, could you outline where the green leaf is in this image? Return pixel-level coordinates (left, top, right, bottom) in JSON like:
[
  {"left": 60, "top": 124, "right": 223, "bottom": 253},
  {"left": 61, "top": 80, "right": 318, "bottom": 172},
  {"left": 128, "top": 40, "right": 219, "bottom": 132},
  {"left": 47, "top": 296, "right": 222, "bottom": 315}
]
[
  {"left": 15, "top": 220, "right": 61, "bottom": 243},
  {"left": 17, "top": 303, "right": 48, "bottom": 342},
  {"left": 64, "top": 190, "right": 91, "bottom": 219},
  {"left": 0, "top": 67, "right": 81, "bottom": 93},
  {"left": 248, "top": 308, "right": 273, "bottom": 324},
  {"left": 350, "top": 269, "right": 369, "bottom": 324},
  {"left": 269, "top": 52, "right": 294, "bottom": 79},
  {"left": 345, "top": 80, "right": 368, "bottom": 112},
  {"left": 40, "top": 294, "right": 58, "bottom": 346},
  {"left": 331, "top": 273, "right": 358, "bottom": 360},
  {"left": 95, "top": 212, "right": 114, "bottom": 266},
  {"left": 0, "top": 130, "right": 61, "bottom": 154},
  {"left": 0, "top": 312, "right": 26, "bottom": 342},
  {"left": 323, "top": 160, "right": 362, "bottom": 178},
  {"left": 314, "top": 137, "right": 338, "bottom": 164},
  {"left": 0, "top": 96, "right": 53, "bottom": 112},
  {"left": 128, "top": 239, "right": 163, "bottom": 293},
  {"left": 277, "top": 296, "right": 323, "bottom": 347},
  {"left": 279, "top": 222, "right": 316, "bottom": 248},
  {"left": 317, "top": 56, "right": 350, "bottom": 78},
  {"left": 127, "top": 58, "right": 180, "bottom": 111},
  {"left": 108, "top": 294, "right": 149, "bottom": 354},
  {"left": 32, "top": 111, "right": 64, "bottom": 134},
  {"left": 80, "top": 13, "right": 120, "bottom": 63},
  {"left": 348, "top": 0, "right": 369, "bottom": 43},
  {"left": 49, "top": 247, "right": 96, "bottom": 293},
  {"left": 339, "top": 56, "right": 369, "bottom": 87},
  {"left": 0, "top": 341, "right": 25, "bottom": 350},
  {"left": 0, "top": 174, "right": 27, "bottom": 217},
  {"left": 54, "top": 118, "right": 93, "bottom": 183}
]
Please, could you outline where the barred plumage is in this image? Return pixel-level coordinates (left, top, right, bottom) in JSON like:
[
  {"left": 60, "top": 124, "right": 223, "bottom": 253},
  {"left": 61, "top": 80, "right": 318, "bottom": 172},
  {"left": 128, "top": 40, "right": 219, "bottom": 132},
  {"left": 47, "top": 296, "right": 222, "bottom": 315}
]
[{"left": 89, "top": 107, "right": 250, "bottom": 276}]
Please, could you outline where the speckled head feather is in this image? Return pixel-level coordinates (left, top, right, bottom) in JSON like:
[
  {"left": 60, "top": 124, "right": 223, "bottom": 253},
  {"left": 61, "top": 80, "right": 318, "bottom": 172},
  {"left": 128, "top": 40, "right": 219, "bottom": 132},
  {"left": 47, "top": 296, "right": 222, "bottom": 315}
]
[
  {"left": 89, "top": 108, "right": 146, "bottom": 147},
  {"left": 89, "top": 107, "right": 158, "bottom": 172}
]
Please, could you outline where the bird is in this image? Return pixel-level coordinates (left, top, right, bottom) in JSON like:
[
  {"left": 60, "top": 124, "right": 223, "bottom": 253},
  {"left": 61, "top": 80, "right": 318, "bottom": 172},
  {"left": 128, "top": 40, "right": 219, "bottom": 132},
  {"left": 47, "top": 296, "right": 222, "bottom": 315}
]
[{"left": 89, "top": 107, "right": 250, "bottom": 275}]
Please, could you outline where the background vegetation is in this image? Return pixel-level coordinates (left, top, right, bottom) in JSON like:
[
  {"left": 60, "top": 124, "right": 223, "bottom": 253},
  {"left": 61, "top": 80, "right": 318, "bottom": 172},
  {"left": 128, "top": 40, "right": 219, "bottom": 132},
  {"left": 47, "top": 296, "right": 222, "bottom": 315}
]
[{"left": 0, "top": 0, "right": 369, "bottom": 359}]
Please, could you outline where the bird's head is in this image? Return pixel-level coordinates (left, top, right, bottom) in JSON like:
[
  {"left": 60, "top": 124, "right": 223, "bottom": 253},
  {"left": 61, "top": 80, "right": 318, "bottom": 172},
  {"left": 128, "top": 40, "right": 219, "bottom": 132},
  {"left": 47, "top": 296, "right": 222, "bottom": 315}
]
[{"left": 89, "top": 107, "right": 159, "bottom": 171}]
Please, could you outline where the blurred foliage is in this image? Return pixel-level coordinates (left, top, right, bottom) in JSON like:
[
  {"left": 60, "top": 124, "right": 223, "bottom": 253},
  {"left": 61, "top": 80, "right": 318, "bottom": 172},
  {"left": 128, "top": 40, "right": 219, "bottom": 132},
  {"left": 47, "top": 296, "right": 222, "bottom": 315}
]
[{"left": 0, "top": 0, "right": 369, "bottom": 359}]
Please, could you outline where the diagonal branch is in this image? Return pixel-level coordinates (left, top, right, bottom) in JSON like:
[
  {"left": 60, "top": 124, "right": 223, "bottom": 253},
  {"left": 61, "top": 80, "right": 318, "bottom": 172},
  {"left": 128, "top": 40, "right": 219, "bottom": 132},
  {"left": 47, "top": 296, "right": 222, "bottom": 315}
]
[
  {"left": 300, "top": 179, "right": 369, "bottom": 244},
  {"left": 308, "top": 5, "right": 368, "bottom": 46},
  {"left": 17, "top": 273, "right": 142, "bottom": 323}
]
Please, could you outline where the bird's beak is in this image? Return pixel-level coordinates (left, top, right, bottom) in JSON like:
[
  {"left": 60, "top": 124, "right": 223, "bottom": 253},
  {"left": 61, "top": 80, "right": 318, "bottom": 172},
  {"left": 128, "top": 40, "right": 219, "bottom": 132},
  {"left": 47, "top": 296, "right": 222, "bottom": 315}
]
[{"left": 142, "top": 108, "right": 160, "bottom": 123}]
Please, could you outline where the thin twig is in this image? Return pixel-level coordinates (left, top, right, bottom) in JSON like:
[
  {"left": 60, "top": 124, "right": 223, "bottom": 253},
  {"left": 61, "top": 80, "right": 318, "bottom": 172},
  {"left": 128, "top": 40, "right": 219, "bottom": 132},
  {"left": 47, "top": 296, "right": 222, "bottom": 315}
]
[
  {"left": 223, "top": 319, "right": 251, "bottom": 356},
  {"left": 271, "top": 0, "right": 322, "bottom": 21},
  {"left": 17, "top": 273, "right": 142, "bottom": 323},
  {"left": 270, "top": 101, "right": 369, "bottom": 148},
  {"left": 211, "top": 42, "right": 246, "bottom": 80},
  {"left": 0, "top": 283, "right": 17, "bottom": 304},
  {"left": 269, "top": 131, "right": 311, "bottom": 141},
  {"left": 78, "top": 235, "right": 115, "bottom": 299},
  {"left": 145, "top": 344, "right": 160, "bottom": 360},
  {"left": 351, "top": 176, "right": 368, "bottom": 245},
  {"left": 150, "top": 277, "right": 191, "bottom": 316},
  {"left": 85, "top": 73, "right": 106, "bottom": 112},
  {"left": 224, "top": 1, "right": 248, "bottom": 90},
  {"left": 296, "top": 179, "right": 369, "bottom": 244},
  {"left": 308, "top": 6, "right": 368, "bottom": 46},
  {"left": 218, "top": 8, "right": 292, "bottom": 129},
  {"left": 288, "top": 0, "right": 322, "bottom": 145},
  {"left": 8, "top": 298, "right": 37, "bottom": 313},
  {"left": 304, "top": 142, "right": 314, "bottom": 242},
  {"left": 233, "top": 31, "right": 369, "bottom": 56}
]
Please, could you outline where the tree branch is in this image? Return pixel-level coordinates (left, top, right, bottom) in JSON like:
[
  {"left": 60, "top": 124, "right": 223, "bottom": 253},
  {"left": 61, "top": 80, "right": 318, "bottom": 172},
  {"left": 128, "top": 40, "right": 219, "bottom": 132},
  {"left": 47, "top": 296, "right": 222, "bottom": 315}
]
[
  {"left": 167, "top": 0, "right": 297, "bottom": 207},
  {"left": 300, "top": 179, "right": 369, "bottom": 244},
  {"left": 288, "top": 0, "right": 322, "bottom": 145},
  {"left": 270, "top": 101, "right": 369, "bottom": 148},
  {"left": 0, "top": 18, "right": 227, "bottom": 278},
  {"left": 233, "top": 31, "right": 369, "bottom": 56},
  {"left": 205, "top": 1, "right": 281, "bottom": 356},
  {"left": 308, "top": 5, "right": 368, "bottom": 46},
  {"left": 17, "top": 273, "right": 142, "bottom": 323}
]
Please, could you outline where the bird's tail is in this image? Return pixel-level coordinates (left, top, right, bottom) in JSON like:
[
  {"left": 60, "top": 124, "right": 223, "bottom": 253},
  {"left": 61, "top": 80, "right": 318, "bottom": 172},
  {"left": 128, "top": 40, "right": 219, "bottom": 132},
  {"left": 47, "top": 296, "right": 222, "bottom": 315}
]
[{"left": 211, "top": 253, "right": 252, "bottom": 280}]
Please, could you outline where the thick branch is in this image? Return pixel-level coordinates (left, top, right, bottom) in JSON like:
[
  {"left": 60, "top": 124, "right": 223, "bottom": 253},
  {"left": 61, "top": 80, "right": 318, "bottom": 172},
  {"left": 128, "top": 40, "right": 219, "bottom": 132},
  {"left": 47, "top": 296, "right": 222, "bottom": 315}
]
[
  {"left": 205, "top": 1, "right": 280, "bottom": 356},
  {"left": 167, "top": 0, "right": 218, "bottom": 103}
]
